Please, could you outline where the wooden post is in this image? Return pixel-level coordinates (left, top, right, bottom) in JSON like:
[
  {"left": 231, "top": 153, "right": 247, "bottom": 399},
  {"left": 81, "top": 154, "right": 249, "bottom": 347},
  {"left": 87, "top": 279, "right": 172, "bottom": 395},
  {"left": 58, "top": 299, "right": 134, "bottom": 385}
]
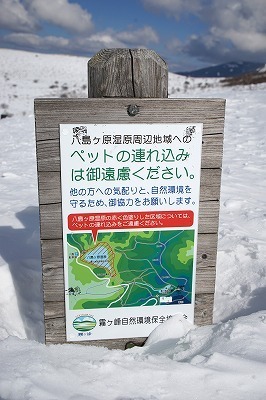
[
  {"left": 35, "top": 48, "right": 225, "bottom": 349},
  {"left": 88, "top": 48, "right": 168, "bottom": 98}
]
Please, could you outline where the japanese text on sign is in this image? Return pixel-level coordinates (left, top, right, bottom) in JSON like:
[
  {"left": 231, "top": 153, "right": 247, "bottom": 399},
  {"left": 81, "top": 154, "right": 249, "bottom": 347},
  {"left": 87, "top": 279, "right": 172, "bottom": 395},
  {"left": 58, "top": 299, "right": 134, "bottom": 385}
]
[{"left": 60, "top": 123, "right": 203, "bottom": 342}]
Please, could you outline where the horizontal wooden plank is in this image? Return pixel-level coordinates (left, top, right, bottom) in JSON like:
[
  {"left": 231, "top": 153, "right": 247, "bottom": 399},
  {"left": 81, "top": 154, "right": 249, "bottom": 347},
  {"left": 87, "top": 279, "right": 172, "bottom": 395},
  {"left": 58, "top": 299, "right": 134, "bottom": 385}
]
[
  {"left": 42, "top": 293, "right": 214, "bottom": 324},
  {"left": 197, "top": 232, "right": 219, "bottom": 267},
  {"left": 36, "top": 139, "right": 60, "bottom": 172},
  {"left": 37, "top": 168, "right": 222, "bottom": 205},
  {"left": 39, "top": 200, "right": 220, "bottom": 240},
  {"left": 195, "top": 266, "right": 216, "bottom": 294},
  {"left": 199, "top": 201, "right": 220, "bottom": 233},
  {"left": 36, "top": 134, "right": 223, "bottom": 172},
  {"left": 41, "top": 232, "right": 219, "bottom": 302},
  {"left": 44, "top": 298, "right": 65, "bottom": 319},
  {"left": 41, "top": 232, "right": 218, "bottom": 268},
  {"left": 35, "top": 98, "right": 225, "bottom": 141},
  {"left": 37, "top": 136, "right": 222, "bottom": 174},
  {"left": 42, "top": 262, "right": 64, "bottom": 302},
  {"left": 200, "top": 168, "right": 222, "bottom": 201},
  {"left": 44, "top": 292, "right": 214, "bottom": 346},
  {"left": 42, "top": 262, "right": 216, "bottom": 303},
  {"left": 44, "top": 312, "right": 147, "bottom": 348},
  {"left": 42, "top": 269, "right": 216, "bottom": 303},
  {"left": 201, "top": 135, "right": 223, "bottom": 169},
  {"left": 41, "top": 239, "right": 63, "bottom": 264},
  {"left": 194, "top": 293, "right": 214, "bottom": 326}
]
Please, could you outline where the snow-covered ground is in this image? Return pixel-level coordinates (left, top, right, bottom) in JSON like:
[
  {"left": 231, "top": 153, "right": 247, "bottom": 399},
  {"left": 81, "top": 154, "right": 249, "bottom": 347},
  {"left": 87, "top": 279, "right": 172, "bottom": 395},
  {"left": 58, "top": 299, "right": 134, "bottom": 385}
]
[{"left": 0, "top": 49, "right": 265, "bottom": 400}]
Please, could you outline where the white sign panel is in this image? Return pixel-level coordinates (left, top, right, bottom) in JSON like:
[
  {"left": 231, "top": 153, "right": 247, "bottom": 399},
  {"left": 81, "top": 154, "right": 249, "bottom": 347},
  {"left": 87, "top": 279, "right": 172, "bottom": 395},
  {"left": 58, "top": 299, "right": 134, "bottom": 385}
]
[{"left": 60, "top": 123, "right": 202, "bottom": 341}]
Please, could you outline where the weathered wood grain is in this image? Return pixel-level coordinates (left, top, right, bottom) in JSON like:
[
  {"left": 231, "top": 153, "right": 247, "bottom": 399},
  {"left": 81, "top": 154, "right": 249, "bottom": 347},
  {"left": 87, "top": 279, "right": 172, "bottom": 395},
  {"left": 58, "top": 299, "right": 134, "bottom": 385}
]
[
  {"left": 35, "top": 98, "right": 225, "bottom": 140},
  {"left": 42, "top": 262, "right": 64, "bottom": 302},
  {"left": 194, "top": 293, "right": 215, "bottom": 325},
  {"left": 38, "top": 200, "right": 220, "bottom": 240},
  {"left": 41, "top": 261, "right": 217, "bottom": 303},
  {"left": 41, "top": 233, "right": 219, "bottom": 270},
  {"left": 36, "top": 134, "right": 223, "bottom": 173},
  {"left": 41, "top": 231, "right": 219, "bottom": 303},
  {"left": 42, "top": 269, "right": 217, "bottom": 306},
  {"left": 88, "top": 49, "right": 168, "bottom": 98},
  {"left": 37, "top": 168, "right": 222, "bottom": 205}
]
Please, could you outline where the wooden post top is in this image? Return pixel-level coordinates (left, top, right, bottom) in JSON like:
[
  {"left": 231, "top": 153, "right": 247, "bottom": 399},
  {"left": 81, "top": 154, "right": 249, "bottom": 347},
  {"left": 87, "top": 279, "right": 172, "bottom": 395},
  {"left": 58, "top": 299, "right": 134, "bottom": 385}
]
[{"left": 88, "top": 48, "right": 168, "bottom": 98}]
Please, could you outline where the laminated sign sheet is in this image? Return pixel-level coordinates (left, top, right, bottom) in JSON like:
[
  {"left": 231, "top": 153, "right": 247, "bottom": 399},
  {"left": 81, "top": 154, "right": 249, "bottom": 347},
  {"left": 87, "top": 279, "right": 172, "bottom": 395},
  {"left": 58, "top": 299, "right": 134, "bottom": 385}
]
[{"left": 60, "top": 123, "right": 203, "bottom": 341}]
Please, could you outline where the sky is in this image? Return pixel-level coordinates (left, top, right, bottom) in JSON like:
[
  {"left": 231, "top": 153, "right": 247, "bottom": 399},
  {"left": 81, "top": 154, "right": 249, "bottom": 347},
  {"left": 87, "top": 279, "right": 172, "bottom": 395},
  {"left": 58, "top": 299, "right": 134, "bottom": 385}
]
[{"left": 0, "top": 0, "right": 265, "bottom": 71}]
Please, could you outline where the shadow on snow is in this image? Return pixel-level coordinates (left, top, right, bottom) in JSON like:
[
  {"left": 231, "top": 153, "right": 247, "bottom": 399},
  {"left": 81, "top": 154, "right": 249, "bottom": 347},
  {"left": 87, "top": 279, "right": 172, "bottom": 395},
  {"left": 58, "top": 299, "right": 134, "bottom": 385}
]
[{"left": 0, "top": 206, "right": 44, "bottom": 342}]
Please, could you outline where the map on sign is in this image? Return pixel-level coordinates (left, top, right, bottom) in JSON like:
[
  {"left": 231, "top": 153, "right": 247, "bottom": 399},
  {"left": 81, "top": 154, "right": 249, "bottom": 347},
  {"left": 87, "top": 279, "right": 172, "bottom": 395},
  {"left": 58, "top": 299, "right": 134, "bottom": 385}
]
[{"left": 66, "top": 229, "right": 194, "bottom": 310}]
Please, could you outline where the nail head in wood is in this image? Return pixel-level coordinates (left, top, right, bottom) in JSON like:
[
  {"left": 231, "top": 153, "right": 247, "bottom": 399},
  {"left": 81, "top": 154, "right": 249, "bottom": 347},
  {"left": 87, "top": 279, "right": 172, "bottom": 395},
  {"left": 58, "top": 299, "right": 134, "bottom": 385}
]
[{"left": 127, "top": 104, "right": 139, "bottom": 116}]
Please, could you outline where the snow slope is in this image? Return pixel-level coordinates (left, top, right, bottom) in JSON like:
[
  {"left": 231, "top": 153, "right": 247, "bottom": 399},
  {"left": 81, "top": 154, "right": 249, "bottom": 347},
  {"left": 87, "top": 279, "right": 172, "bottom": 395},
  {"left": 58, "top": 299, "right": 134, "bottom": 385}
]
[{"left": 0, "top": 49, "right": 266, "bottom": 400}]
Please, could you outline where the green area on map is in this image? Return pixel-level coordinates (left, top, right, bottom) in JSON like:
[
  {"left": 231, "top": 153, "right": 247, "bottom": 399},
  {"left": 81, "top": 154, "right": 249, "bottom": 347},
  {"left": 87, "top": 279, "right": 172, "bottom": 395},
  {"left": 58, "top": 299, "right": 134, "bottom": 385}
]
[{"left": 66, "top": 230, "right": 195, "bottom": 310}]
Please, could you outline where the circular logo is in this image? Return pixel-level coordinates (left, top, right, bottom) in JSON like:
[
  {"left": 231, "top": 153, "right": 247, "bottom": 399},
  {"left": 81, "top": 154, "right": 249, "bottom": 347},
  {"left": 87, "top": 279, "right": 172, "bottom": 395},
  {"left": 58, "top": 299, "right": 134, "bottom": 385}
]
[{"left": 73, "top": 315, "right": 96, "bottom": 332}]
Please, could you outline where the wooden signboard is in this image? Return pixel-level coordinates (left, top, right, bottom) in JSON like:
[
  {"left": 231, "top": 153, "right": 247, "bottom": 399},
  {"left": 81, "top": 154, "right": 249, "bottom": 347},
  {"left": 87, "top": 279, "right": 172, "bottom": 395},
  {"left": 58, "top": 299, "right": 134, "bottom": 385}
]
[{"left": 35, "top": 49, "right": 225, "bottom": 349}]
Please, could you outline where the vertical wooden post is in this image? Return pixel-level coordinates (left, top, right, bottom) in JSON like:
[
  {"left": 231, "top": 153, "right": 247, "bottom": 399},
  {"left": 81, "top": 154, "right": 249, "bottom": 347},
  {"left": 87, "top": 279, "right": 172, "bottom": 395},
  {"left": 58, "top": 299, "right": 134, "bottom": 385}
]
[
  {"left": 87, "top": 48, "right": 168, "bottom": 348},
  {"left": 88, "top": 48, "right": 168, "bottom": 98}
]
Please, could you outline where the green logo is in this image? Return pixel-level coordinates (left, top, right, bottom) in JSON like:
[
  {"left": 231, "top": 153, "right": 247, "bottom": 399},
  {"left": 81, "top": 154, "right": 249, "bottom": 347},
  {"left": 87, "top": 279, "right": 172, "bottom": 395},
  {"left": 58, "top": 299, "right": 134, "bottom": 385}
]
[{"left": 73, "top": 315, "right": 96, "bottom": 332}]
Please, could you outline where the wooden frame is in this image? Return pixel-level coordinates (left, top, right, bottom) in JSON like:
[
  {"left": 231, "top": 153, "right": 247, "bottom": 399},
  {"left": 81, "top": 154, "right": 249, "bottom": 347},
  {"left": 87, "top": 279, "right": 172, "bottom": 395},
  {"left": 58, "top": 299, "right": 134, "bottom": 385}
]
[{"left": 35, "top": 97, "right": 225, "bottom": 349}]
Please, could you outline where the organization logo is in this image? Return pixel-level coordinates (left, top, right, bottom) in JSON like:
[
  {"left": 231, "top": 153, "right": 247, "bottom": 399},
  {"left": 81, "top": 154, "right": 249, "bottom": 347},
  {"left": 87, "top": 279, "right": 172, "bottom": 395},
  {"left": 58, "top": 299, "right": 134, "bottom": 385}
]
[
  {"left": 72, "top": 126, "right": 90, "bottom": 145},
  {"left": 72, "top": 315, "right": 97, "bottom": 332}
]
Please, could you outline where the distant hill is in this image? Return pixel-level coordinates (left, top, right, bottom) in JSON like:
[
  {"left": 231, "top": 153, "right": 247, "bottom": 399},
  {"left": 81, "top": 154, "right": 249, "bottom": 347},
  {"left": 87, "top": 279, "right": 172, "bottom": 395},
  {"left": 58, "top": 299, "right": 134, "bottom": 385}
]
[
  {"left": 221, "top": 70, "right": 266, "bottom": 86},
  {"left": 177, "top": 61, "right": 265, "bottom": 78}
]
